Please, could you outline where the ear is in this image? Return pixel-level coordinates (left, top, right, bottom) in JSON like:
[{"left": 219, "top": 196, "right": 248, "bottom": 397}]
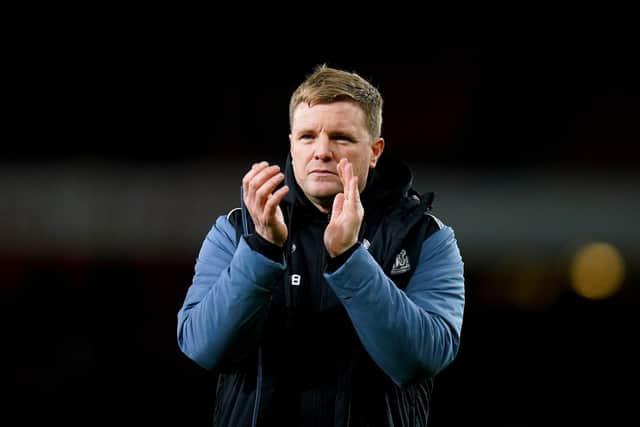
[{"left": 369, "top": 138, "right": 385, "bottom": 168}]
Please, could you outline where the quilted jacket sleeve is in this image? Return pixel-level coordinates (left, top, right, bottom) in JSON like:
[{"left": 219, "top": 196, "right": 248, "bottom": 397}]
[
  {"left": 177, "top": 215, "right": 286, "bottom": 370},
  {"left": 325, "top": 225, "right": 465, "bottom": 385}
]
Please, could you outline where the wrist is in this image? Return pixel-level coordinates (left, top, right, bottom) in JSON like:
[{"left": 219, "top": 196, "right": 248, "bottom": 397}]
[
  {"left": 246, "top": 234, "right": 284, "bottom": 262},
  {"left": 327, "top": 239, "right": 358, "bottom": 258},
  {"left": 256, "top": 228, "right": 286, "bottom": 247},
  {"left": 326, "top": 242, "right": 360, "bottom": 272}
]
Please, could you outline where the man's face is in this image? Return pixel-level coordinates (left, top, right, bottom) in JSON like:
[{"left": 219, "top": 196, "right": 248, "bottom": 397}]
[{"left": 289, "top": 101, "right": 384, "bottom": 211}]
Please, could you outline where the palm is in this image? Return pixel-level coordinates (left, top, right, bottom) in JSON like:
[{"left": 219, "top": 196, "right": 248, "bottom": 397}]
[
  {"left": 323, "top": 160, "right": 364, "bottom": 257},
  {"left": 270, "top": 206, "right": 288, "bottom": 244}
]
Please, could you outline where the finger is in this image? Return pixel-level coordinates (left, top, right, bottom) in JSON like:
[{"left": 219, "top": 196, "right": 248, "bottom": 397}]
[
  {"left": 351, "top": 175, "right": 360, "bottom": 206},
  {"left": 255, "top": 171, "right": 284, "bottom": 207},
  {"left": 252, "top": 165, "right": 281, "bottom": 192},
  {"left": 243, "top": 162, "right": 269, "bottom": 187},
  {"left": 248, "top": 165, "right": 281, "bottom": 205},
  {"left": 343, "top": 161, "right": 354, "bottom": 201},
  {"left": 264, "top": 185, "right": 289, "bottom": 219},
  {"left": 242, "top": 162, "right": 269, "bottom": 201},
  {"left": 337, "top": 158, "right": 347, "bottom": 187},
  {"left": 331, "top": 193, "right": 345, "bottom": 221}
]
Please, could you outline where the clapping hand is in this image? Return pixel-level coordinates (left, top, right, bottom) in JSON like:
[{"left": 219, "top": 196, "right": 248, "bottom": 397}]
[
  {"left": 242, "top": 162, "right": 290, "bottom": 247},
  {"left": 323, "top": 159, "right": 364, "bottom": 257}
]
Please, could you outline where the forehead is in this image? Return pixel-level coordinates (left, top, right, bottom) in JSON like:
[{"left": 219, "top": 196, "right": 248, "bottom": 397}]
[{"left": 291, "top": 101, "right": 366, "bottom": 132}]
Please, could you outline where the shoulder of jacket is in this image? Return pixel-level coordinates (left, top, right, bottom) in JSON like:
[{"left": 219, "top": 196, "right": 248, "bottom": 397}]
[
  {"left": 424, "top": 212, "right": 444, "bottom": 231},
  {"left": 411, "top": 190, "right": 443, "bottom": 233},
  {"left": 399, "top": 191, "right": 444, "bottom": 243}
]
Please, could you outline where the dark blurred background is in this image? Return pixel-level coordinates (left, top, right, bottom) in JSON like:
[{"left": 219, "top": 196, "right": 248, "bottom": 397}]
[{"left": 4, "top": 42, "right": 639, "bottom": 426}]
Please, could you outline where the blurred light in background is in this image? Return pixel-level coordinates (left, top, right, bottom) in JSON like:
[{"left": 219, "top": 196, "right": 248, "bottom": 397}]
[
  {"left": 570, "top": 242, "right": 625, "bottom": 299},
  {"left": 481, "top": 258, "right": 563, "bottom": 311}
]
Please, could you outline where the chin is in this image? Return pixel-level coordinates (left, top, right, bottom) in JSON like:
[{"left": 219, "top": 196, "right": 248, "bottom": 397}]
[{"left": 306, "top": 185, "right": 342, "bottom": 199}]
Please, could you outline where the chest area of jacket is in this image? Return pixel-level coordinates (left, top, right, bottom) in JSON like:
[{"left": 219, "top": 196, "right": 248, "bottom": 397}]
[{"left": 281, "top": 217, "right": 339, "bottom": 312}]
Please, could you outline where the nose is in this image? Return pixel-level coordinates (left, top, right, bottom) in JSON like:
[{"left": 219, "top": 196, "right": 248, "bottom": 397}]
[{"left": 314, "top": 134, "right": 333, "bottom": 161}]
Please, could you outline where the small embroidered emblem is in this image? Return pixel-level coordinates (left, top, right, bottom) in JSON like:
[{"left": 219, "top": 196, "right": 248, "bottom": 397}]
[{"left": 390, "top": 249, "right": 411, "bottom": 275}]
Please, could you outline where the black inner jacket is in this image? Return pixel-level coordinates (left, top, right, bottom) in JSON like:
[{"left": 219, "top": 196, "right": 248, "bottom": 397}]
[{"left": 231, "top": 154, "right": 438, "bottom": 425}]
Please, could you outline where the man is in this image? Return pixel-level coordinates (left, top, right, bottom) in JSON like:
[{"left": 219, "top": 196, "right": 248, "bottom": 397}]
[{"left": 177, "top": 65, "right": 465, "bottom": 426}]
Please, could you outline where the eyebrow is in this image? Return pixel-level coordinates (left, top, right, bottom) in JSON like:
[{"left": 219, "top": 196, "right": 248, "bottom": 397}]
[
  {"left": 294, "top": 129, "right": 357, "bottom": 139},
  {"left": 328, "top": 131, "right": 356, "bottom": 140}
]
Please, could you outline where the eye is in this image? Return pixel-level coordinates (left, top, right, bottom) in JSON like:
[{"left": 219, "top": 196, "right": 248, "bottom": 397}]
[{"left": 333, "top": 134, "right": 354, "bottom": 143}]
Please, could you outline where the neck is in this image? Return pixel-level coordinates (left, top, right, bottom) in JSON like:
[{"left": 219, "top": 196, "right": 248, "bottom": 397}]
[{"left": 308, "top": 196, "right": 333, "bottom": 214}]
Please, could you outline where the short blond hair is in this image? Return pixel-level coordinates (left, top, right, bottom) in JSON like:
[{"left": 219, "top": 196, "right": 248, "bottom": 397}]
[{"left": 289, "top": 64, "right": 383, "bottom": 139}]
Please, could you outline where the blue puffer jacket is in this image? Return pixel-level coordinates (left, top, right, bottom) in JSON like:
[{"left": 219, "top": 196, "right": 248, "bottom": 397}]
[{"left": 177, "top": 155, "right": 465, "bottom": 426}]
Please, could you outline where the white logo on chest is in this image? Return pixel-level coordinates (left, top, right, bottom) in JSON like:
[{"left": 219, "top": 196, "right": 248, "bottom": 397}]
[{"left": 390, "top": 249, "right": 411, "bottom": 275}]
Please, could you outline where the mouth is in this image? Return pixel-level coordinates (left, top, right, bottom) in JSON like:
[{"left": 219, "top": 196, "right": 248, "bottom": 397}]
[{"left": 309, "top": 169, "right": 338, "bottom": 176}]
